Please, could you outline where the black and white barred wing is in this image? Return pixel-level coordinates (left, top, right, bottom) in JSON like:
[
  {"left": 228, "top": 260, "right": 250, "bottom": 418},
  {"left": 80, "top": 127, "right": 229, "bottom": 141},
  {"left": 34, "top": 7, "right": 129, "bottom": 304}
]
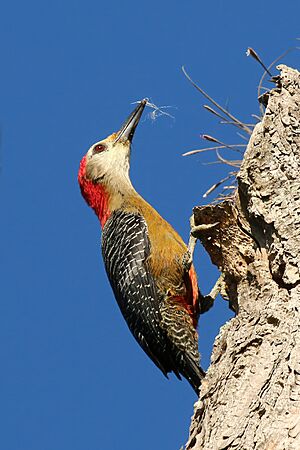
[{"left": 101, "top": 210, "right": 172, "bottom": 375}]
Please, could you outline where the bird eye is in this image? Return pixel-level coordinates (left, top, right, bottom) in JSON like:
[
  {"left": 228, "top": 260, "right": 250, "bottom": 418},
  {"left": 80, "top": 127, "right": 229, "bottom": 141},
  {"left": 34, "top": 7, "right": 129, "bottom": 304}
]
[{"left": 93, "top": 144, "right": 106, "bottom": 154}]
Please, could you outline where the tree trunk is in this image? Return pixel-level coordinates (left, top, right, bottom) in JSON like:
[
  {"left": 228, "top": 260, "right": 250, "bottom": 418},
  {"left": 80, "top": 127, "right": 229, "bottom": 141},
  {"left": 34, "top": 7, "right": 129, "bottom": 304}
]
[{"left": 186, "top": 65, "right": 300, "bottom": 450}]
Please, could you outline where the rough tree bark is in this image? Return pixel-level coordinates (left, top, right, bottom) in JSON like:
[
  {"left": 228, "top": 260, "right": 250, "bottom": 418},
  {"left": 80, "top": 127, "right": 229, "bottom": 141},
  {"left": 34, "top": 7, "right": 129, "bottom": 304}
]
[{"left": 186, "top": 65, "right": 300, "bottom": 450}]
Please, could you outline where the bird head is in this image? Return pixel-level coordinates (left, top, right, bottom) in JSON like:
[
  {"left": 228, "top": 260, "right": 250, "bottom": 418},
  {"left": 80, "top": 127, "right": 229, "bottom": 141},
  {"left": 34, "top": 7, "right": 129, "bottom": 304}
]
[
  {"left": 80, "top": 99, "right": 147, "bottom": 185},
  {"left": 78, "top": 99, "right": 147, "bottom": 225}
]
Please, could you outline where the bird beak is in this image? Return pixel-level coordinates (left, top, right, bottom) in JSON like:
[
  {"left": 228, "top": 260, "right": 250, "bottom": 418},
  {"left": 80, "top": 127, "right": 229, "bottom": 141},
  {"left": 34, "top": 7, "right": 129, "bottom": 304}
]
[{"left": 114, "top": 99, "right": 147, "bottom": 144}]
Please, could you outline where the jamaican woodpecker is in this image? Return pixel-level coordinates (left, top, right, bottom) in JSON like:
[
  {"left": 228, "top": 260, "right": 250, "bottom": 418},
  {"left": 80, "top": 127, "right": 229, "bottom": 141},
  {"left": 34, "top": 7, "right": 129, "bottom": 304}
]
[{"left": 78, "top": 100, "right": 205, "bottom": 393}]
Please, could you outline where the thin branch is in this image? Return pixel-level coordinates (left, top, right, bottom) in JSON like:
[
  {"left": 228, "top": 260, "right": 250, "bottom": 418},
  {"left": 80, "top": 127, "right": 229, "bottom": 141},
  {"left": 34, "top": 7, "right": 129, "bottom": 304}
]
[
  {"left": 251, "top": 114, "right": 262, "bottom": 121},
  {"left": 203, "top": 105, "right": 233, "bottom": 125},
  {"left": 201, "top": 134, "right": 244, "bottom": 154},
  {"left": 183, "top": 144, "right": 246, "bottom": 157},
  {"left": 203, "top": 172, "right": 237, "bottom": 198},
  {"left": 216, "top": 149, "right": 242, "bottom": 167},
  {"left": 257, "top": 48, "right": 295, "bottom": 114},
  {"left": 219, "top": 121, "right": 255, "bottom": 127},
  {"left": 182, "top": 66, "right": 253, "bottom": 135},
  {"left": 246, "top": 47, "right": 272, "bottom": 76},
  {"left": 236, "top": 132, "right": 250, "bottom": 141}
]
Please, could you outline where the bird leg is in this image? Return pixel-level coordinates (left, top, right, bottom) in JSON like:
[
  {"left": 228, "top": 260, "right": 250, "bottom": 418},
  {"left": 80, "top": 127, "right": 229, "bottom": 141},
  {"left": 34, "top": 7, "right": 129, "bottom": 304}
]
[
  {"left": 183, "top": 215, "right": 219, "bottom": 271},
  {"left": 200, "top": 273, "right": 226, "bottom": 314},
  {"left": 183, "top": 215, "right": 225, "bottom": 313}
]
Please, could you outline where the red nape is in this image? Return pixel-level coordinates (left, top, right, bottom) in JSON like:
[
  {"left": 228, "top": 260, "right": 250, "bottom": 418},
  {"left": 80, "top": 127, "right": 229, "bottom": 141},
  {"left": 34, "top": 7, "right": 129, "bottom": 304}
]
[{"left": 78, "top": 156, "right": 111, "bottom": 227}]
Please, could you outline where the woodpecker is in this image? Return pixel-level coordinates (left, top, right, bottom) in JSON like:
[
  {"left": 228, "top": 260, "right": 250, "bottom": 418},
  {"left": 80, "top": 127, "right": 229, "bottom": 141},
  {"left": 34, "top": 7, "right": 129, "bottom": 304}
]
[{"left": 78, "top": 99, "right": 205, "bottom": 394}]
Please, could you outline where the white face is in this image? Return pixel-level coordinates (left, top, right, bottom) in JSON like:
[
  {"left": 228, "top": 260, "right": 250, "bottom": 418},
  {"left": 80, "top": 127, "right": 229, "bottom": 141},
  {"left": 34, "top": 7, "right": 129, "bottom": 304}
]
[
  {"left": 85, "top": 134, "right": 131, "bottom": 187},
  {"left": 83, "top": 100, "right": 147, "bottom": 191}
]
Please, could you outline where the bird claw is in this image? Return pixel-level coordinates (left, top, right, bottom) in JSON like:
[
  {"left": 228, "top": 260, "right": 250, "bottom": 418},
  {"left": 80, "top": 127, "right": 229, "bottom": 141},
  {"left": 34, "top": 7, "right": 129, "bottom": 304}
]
[
  {"left": 200, "top": 273, "right": 226, "bottom": 314},
  {"left": 186, "top": 215, "right": 219, "bottom": 268}
]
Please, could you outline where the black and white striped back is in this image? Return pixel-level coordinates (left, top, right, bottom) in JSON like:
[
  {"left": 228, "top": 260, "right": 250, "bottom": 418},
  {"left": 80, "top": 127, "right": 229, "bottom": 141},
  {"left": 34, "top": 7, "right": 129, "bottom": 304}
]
[{"left": 102, "top": 210, "right": 175, "bottom": 375}]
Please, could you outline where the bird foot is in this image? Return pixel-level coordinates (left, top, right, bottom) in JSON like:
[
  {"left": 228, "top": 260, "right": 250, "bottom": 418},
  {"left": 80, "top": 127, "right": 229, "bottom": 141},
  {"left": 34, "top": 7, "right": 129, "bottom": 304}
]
[
  {"left": 200, "top": 273, "right": 226, "bottom": 314},
  {"left": 185, "top": 215, "right": 219, "bottom": 270}
]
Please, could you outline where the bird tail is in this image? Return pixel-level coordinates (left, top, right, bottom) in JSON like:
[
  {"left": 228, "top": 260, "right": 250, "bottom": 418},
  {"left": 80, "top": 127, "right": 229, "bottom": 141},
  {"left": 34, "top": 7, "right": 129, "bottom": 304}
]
[{"left": 181, "top": 355, "right": 205, "bottom": 395}]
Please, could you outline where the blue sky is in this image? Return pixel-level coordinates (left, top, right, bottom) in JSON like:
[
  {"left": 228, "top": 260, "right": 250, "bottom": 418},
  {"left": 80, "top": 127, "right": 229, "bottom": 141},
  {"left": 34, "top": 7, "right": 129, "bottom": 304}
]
[{"left": 1, "top": 1, "right": 299, "bottom": 449}]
